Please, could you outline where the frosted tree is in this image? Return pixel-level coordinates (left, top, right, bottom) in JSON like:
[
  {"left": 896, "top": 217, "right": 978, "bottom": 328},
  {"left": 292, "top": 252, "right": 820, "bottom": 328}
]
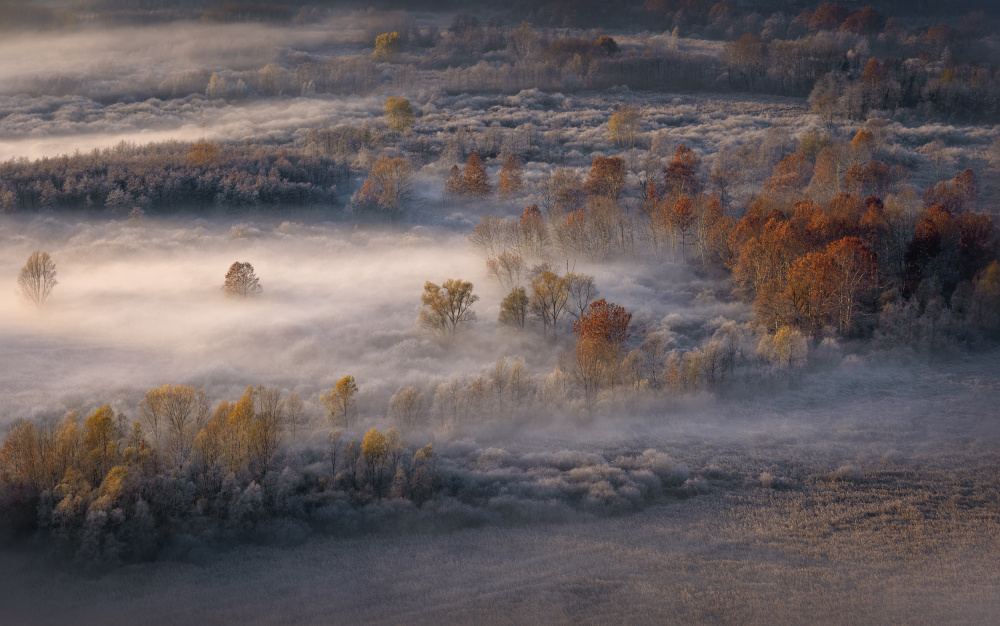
[
  {"left": 223, "top": 262, "right": 263, "bottom": 298},
  {"left": 17, "top": 251, "right": 57, "bottom": 309}
]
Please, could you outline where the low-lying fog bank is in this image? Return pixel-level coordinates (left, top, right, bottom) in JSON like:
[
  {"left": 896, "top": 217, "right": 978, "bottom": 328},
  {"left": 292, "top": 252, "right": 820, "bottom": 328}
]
[
  {"left": 1, "top": 347, "right": 998, "bottom": 625},
  {"left": 0, "top": 214, "right": 735, "bottom": 426}
]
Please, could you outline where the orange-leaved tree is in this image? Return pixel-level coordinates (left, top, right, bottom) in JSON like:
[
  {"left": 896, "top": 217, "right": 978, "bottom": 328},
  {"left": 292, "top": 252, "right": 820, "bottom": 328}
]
[
  {"left": 584, "top": 156, "right": 627, "bottom": 201},
  {"left": 498, "top": 155, "right": 524, "bottom": 197},
  {"left": 572, "top": 298, "right": 632, "bottom": 406},
  {"left": 462, "top": 152, "right": 492, "bottom": 197},
  {"left": 662, "top": 145, "right": 701, "bottom": 197}
]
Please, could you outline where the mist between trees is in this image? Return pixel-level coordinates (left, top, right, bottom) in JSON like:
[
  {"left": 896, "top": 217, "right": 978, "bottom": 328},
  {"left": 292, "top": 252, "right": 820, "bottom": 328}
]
[
  {"left": 1, "top": 0, "right": 1000, "bottom": 577},
  {"left": 0, "top": 380, "right": 698, "bottom": 566}
]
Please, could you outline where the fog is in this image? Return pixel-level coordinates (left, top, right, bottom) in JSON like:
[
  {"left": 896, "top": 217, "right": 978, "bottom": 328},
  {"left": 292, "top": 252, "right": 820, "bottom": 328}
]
[
  {"left": 0, "top": 214, "right": 734, "bottom": 427},
  {"left": 2, "top": 5, "right": 1000, "bottom": 623}
]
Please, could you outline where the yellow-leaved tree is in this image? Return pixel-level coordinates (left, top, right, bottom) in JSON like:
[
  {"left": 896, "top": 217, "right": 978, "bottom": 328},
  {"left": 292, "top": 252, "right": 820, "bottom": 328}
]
[
  {"left": 374, "top": 31, "right": 402, "bottom": 58},
  {"left": 418, "top": 279, "right": 479, "bottom": 337},
  {"left": 384, "top": 97, "right": 415, "bottom": 131},
  {"left": 320, "top": 376, "right": 358, "bottom": 428},
  {"left": 608, "top": 105, "right": 641, "bottom": 148}
]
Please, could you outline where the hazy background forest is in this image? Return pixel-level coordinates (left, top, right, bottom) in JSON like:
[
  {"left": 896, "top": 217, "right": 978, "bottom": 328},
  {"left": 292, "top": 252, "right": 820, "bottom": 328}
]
[{"left": 1, "top": 0, "right": 999, "bottom": 623}]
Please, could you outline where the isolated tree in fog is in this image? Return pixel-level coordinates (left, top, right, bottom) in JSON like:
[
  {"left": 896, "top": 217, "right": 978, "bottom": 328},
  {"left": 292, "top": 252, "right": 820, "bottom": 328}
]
[
  {"left": 223, "top": 262, "right": 262, "bottom": 298},
  {"left": 419, "top": 279, "right": 478, "bottom": 337},
  {"left": 321, "top": 375, "right": 358, "bottom": 428},
  {"left": 384, "top": 97, "right": 415, "bottom": 131},
  {"left": 17, "top": 251, "right": 57, "bottom": 309}
]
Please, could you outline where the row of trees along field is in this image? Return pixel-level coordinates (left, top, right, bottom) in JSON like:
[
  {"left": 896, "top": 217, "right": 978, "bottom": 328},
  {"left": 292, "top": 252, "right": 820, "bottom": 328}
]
[{"left": 0, "top": 383, "right": 436, "bottom": 563}]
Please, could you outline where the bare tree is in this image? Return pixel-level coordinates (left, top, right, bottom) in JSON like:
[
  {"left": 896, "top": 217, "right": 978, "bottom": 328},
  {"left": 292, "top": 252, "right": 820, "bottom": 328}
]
[
  {"left": 17, "top": 251, "right": 57, "bottom": 309},
  {"left": 283, "top": 392, "right": 305, "bottom": 440},
  {"left": 565, "top": 272, "right": 599, "bottom": 321},
  {"left": 389, "top": 386, "right": 425, "bottom": 427},
  {"left": 223, "top": 261, "right": 263, "bottom": 298}
]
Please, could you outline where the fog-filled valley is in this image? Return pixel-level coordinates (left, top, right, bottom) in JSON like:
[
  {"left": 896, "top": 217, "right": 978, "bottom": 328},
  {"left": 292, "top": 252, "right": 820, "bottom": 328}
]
[{"left": 2, "top": 0, "right": 1000, "bottom": 623}]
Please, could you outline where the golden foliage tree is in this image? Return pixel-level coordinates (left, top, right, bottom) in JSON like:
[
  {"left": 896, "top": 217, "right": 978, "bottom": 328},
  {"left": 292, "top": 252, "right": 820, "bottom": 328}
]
[
  {"left": 321, "top": 375, "right": 358, "bottom": 428},
  {"left": 17, "top": 250, "right": 57, "bottom": 309},
  {"left": 757, "top": 325, "right": 808, "bottom": 368},
  {"left": 374, "top": 31, "right": 402, "bottom": 58},
  {"left": 81, "top": 405, "right": 120, "bottom": 487},
  {"left": 418, "top": 279, "right": 479, "bottom": 336},
  {"left": 138, "top": 384, "right": 207, "bottom": 466},
  {"left": 608, "top": 105, "right": 640, "bottom": 148},
  {"left": 499, "top": 286, "right": 529, "bottom": 328},
  {"left": 384, "top": 96, "right": 415, "bottom": 131},
  {"left": 194, "top": 385, "right": 285, "bottom": 480}
]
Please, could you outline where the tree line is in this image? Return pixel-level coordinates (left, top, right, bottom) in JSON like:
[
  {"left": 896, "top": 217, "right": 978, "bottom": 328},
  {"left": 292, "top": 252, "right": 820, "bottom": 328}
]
[{"left": 0, "top": 140, "right": 348, "bottom": 215}]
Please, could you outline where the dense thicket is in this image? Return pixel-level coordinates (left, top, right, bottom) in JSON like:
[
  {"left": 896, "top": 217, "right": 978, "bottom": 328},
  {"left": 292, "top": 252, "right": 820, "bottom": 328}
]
[
  {"left": 0, "top": 383, "right": 694, "bottom": 565},
  {"left": 0, "top": 141, "right": 347, "bottom": 214}
]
